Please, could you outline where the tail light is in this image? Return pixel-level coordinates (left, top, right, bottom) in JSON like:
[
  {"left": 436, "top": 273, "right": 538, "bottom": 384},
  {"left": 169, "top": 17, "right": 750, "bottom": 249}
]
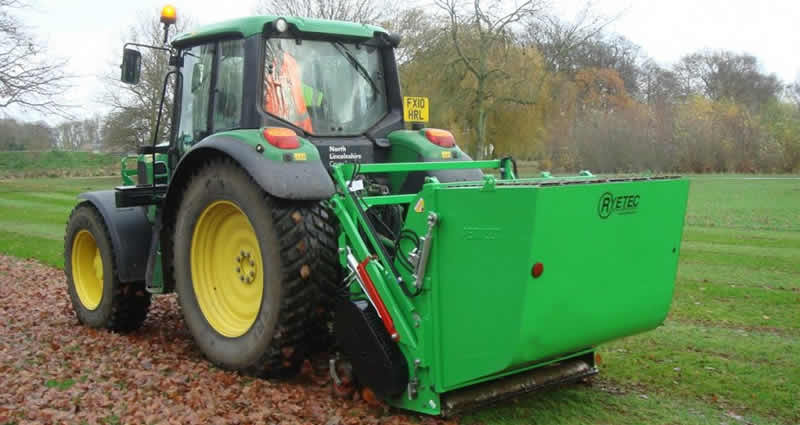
[
  {"left": 424, "top": 129, "right": 456, "bottom": 148},
  {"left": 263, "top": 127, "right": 300, "bottom": 149}
]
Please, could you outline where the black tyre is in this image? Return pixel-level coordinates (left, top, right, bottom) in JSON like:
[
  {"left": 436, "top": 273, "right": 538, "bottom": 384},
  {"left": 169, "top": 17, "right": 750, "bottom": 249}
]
[
  {"left": 64, "top": 203, "right": 151, "bottom": 332},
  {"left": 173, "top": 158, "right": 323, "bottom": 377},
  {"left": 301, "top": 203, "right": 341, "bottom": 354}
]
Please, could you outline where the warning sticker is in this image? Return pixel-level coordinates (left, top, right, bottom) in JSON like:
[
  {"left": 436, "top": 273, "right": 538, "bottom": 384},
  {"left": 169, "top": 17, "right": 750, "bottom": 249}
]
[
  {"left": 403, "top": 96, "right": 429, "bottom": 123},
  {"left": 414, "top": 198, "right": 425, "bottom": 213}
]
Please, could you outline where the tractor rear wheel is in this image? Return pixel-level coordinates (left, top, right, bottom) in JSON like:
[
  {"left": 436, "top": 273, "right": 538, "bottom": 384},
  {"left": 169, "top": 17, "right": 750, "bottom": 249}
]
[
  {"left": 173, "top": 158, "right": 321, "bottom": 377},
  {"left": 64, "top": 203, "right": 151, "bottom": 331}
]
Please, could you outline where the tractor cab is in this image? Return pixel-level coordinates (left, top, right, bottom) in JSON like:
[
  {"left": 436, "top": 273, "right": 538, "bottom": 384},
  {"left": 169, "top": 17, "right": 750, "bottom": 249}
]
[
  {"left": 122, "top": 15, "right": 404, "bottom": 185},
  {"left": 116, "top": 11, "right": 473, "bottom": 210},
  {"left": 171, "top": 17, "right": 405, "bottom": 168}
]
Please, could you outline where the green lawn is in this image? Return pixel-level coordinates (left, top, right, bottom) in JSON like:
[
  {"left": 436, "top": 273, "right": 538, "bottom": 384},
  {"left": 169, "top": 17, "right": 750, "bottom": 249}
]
[
  {"left": 0, "top": 177, "right": 120, "bottom": 267},
  {"left": 0, "top": 175, "right": 798, "bottom": 424}
]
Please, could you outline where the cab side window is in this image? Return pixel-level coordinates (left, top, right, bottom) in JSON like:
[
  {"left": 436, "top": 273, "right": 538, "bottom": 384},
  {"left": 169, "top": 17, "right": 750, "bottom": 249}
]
[
  {"left": 214, "top": 39, "right": 245, "bottom": 131},
  {"left": 177, "top": 43, "right": 215, "bottom": 150}
]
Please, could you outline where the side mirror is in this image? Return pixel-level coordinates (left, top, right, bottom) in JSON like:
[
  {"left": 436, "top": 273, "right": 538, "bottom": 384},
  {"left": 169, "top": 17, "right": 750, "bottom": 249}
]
[{"left": 121, "top": 49, "right": 142, "bottom": 85}]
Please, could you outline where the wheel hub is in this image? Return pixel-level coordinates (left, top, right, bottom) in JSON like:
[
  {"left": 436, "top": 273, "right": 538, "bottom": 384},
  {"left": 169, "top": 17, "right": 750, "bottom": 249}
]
[{"left": 236, "top": 251, "right": 257, "bottom": 284}]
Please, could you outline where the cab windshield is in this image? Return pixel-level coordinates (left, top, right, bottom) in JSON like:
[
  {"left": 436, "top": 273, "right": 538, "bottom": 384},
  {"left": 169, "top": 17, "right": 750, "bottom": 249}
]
[{"left": 263, "top": 38, "right": 388, "bottom": 136}]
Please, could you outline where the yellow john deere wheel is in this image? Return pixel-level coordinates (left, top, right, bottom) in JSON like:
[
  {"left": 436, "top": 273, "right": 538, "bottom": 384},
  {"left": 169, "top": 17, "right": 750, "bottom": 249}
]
[
  {"left": 71, "top": 230, "right": 104, "bottom": 310},
  {"left": 191, "top": 200, "right": 264, "bottom": 338}
]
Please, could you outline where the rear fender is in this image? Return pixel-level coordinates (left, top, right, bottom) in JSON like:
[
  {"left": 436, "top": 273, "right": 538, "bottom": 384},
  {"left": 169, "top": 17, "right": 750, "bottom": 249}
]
[
  {"left": 387, "top": 130, "right": 483, "bottom": 193},
  {"left": 77, "top": 191, "right": 152, "bottom": 283},
  {"left": 167, "top": 132, "right": 335, "bottom": 203}
]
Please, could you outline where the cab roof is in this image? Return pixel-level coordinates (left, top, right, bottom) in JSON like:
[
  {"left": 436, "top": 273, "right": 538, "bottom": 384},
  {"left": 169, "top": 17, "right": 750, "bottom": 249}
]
[{"left": 172, "top": 16, "right": 388, "bottom": 47}]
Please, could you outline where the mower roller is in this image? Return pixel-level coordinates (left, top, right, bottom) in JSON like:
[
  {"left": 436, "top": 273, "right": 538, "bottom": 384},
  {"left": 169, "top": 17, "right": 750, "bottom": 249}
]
[{"left": 63, "top": 8, "right": 689, "bottom": 417}]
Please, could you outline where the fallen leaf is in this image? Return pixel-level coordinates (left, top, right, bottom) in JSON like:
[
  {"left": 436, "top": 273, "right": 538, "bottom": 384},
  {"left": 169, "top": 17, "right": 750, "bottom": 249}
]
[{"left": 0, "top": 255, "right": 440, "bottom": 425}]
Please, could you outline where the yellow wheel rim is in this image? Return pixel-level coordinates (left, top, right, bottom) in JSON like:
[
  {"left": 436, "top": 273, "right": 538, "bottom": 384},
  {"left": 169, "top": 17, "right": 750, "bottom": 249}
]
[
  {"left": 191, "top": 200, "right": 264, "bottom": 338},
  {"left": 71, "top": 230, "right": 103, "bottom": 310}
]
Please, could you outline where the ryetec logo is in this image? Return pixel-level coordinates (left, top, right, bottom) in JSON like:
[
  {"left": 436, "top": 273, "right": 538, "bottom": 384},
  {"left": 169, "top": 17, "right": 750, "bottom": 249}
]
[{"left": 598, "top": 192, "right": 640, "bottom": 219}]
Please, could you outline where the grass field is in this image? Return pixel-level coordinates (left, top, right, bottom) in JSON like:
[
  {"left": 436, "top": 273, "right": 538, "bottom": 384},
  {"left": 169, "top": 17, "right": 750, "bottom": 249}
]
[
  {"left": 0, "top": 175, "right": 797, "bottom": 424},
  {"left": 0, "top": 177, "right": 119, "bottom": 267}
]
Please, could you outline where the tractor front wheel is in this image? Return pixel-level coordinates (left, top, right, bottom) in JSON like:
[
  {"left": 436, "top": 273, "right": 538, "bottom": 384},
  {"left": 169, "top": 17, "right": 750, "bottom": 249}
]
[
  {"left": 173, "top": 158, "right": 319, "bottom": 377},
  {"left": 64, "top": 204, "right": 151, "bottom": 331}
]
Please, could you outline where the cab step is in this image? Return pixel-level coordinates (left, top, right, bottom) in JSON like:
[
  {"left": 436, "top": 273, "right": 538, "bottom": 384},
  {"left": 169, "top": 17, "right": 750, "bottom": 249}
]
[{"left": 114, "top": 184, "right": 168, "bottom": 208}]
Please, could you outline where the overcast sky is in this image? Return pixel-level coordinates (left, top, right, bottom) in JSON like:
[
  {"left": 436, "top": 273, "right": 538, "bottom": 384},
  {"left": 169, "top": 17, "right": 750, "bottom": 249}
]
[{"left": 10, "top": 0, "right": 800, "bottom": 123}]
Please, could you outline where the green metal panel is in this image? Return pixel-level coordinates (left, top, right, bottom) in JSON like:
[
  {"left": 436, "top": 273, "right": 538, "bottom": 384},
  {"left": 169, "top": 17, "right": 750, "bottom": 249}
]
[
  {"left": 173, "top": 16, "right": 387, "bottom": 47},
  {"left": 420, "top": 179, "right": 688, "bottom": 391}
]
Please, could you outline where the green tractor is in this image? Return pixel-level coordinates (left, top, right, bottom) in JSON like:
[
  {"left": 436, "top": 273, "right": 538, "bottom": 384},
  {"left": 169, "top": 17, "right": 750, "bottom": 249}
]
[{"left": 64, "top": 7, "right": 690, "bottom": 416}]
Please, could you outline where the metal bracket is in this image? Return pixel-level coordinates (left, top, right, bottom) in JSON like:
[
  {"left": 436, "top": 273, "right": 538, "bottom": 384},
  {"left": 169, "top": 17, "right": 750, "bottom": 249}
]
[
  {"left": 407, "top": 358, "right": 421, "bottom": 400},
  {"left": 413, "top": 212, "right": 438, "bottom": 290},
  {"left": 407, "top": 247, "right": 420, "bottom": 268},
  {"left": 481, "top": 174, "right": 497, "bottom": 191}
]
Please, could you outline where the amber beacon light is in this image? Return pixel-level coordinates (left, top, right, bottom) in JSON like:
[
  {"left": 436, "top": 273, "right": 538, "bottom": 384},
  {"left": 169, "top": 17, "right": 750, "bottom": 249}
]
[{"left": 160, "top": 5, "right": 177, "bottom": 25}]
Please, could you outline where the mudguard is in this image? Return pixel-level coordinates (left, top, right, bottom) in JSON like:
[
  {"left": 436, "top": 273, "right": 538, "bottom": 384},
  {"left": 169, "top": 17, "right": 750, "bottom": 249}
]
[
  {"left": 168, "top": 134, "right": 335, "bottom": 202},
  {"left": 387, "top": 130, "right": 483, "bottom": 193},
  {"left": 77, "top": 191, "right": 152, "bottom": 283}
]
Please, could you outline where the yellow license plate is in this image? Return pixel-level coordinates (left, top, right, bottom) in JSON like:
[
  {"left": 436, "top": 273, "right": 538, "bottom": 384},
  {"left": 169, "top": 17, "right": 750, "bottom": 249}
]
[{"left": 403, "top": 96, "right": 429, "bottom": 123}]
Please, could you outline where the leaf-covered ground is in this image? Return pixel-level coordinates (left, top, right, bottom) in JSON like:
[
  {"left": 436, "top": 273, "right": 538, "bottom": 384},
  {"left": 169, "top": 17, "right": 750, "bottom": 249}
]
[{"left": 0, "top": 255, "right": 450, "bottom": 425}]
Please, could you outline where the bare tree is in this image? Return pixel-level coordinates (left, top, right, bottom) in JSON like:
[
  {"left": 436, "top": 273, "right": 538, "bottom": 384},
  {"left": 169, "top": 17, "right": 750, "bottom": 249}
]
[
  {"left": 0, "top": 117, "right": 52, "bottom": 150},
  {"left": 0, "top": 0, "right": 70, "bottom": 115},
  {"left": 676, "top": 50, "right": 782, "bottom": 109},
  {"left": 54, "top": 116, "right": 102, "bottom": 151},
  {"left": 575, "top": 35, "right": 642, "bottom": 95},
  {"left": 435, "top": 0, "right": 546, "bottom": 158},
  {"left": 639, "top": 59, "right": 680, "bottom": 105},
  {"left": 789, "top": 76, "right": 800, "bottom": 107},
  {"left": 524, "top": 4, "right": 617, "bottom": 74},
  {"left": 255, "top": 0, "right": 388, "bottom": 24},
  {"left": 381, "top": 7, "right": 444, "bottom": 66}
]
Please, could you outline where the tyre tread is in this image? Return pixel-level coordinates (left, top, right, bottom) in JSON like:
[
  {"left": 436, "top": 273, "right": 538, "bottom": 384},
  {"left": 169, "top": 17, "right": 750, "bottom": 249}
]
[{"left": 64, "top": 203, "right": 151, "bottom": 332}]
